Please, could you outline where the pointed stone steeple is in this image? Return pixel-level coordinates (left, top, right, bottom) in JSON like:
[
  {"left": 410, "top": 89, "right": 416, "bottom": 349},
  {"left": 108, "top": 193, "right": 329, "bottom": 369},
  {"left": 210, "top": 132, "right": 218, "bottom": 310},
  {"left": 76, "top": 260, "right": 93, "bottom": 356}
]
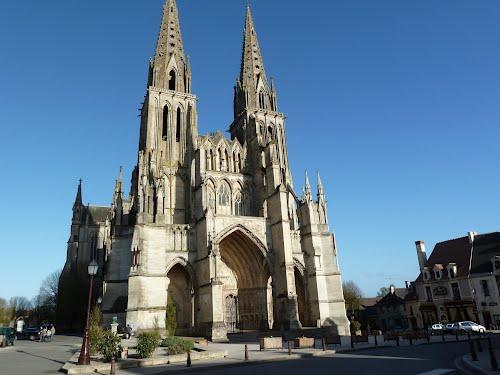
[
  {"left": 74, "top": 179, "right": 82, "bottom": 207},
  {"left": 72, "top": 179, "right": 83, "bottom": 223},
  {"left": 150, "top": 0, "right": 190, "bottom": 92},
  {"left": 317, "top": 172, "right": 324, "bottom": 197},
  {"left": 114, "top": 166, "right": 123, "bottom": 194},
  {"left": 234, "top": 4, "right": 276, "bottom": 115},
  {"left": 304, "top": 171, "right": 312, "bottom": 202}
]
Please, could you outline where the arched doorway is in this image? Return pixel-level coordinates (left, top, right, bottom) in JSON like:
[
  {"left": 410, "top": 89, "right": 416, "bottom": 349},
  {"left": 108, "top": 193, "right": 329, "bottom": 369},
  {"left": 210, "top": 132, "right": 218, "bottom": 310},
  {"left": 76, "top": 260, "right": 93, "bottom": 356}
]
[
  {"left": 166, "top": 263, "right": 193, "bottom": 335},
  {"left": 294, "top": 267, "right": 308, "bottom": 327},
  {"left": 218, "top": 229, "right": 271, "bottom": 331}
]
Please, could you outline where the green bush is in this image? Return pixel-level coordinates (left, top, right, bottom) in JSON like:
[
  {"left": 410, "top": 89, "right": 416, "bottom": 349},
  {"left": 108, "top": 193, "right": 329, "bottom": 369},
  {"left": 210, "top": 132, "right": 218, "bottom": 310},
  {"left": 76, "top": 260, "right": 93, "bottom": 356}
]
[
  {"left": 160, "top": 337, "right": 194, "bottom": 355},
  {"left": 350, "top": 320, "right": 361, "bottom": 334},
  {"left": 165, "top": 296, "right": 177, "bottom": 337},
  {"left": 137, "top": 332, "right": 161, "bottom": 359},
  {"left": 97, "top": 330, "right": 122, "bottom": 362},
  {"left": 88, "top": 305, "right": 104, "bottom": 355}
]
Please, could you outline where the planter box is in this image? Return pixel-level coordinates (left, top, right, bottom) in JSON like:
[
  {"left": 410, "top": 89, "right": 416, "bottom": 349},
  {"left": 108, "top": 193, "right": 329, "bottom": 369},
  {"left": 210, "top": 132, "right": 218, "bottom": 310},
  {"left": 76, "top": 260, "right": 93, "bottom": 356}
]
[
  {"left": 294, "top": 337, "right": 314, "bottom": 348},
  {"left": 259, "top": 336, "right": 282, "bottom": 350}
]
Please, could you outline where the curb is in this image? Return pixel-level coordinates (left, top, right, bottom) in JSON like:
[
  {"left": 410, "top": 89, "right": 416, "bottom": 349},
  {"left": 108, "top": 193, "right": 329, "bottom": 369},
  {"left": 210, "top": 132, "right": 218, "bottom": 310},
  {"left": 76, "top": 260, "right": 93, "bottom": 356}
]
[
  {"left": 141, "top": 350, "right": 337, "bottom": 374},
  {"left": 461, "top": 354, "right": 490, "bottom": 375}
]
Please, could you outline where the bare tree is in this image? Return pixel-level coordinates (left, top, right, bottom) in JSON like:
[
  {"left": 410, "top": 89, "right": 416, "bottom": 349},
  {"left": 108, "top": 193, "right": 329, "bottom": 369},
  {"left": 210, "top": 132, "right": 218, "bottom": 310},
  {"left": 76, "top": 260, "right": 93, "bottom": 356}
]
[
  {"left": 38, "top": 269, "right": 62, "bottom": 307},
  {"left": 377, "top": 286, "right": 390, "bottom": 297},
  {"left": 33, "top": 269, "right": 62, "bottom": 323},
  {"left": 9, "top": 296, "right": 32, "bottom": 319},
  {"left": 342, "top": 280, "right": 363, "bottom": 315}
]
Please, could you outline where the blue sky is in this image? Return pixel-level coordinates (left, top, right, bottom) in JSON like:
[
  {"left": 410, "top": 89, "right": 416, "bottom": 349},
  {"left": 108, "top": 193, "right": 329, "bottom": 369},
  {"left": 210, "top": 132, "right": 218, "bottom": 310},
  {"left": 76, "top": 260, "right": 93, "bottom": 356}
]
[{"left": 1, "top": 0, "right": 500, "bottom": 300}]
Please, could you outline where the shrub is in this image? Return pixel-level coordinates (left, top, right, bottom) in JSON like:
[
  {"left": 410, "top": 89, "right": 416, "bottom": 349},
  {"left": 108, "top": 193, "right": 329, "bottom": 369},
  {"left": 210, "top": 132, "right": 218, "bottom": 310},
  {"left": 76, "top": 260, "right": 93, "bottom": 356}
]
[
  {"left": 160, "top": 337, "right": 194, "bottom": 355},
  {"left": 88, "top": 305, "right": 104, "bottom": 355},
  {"left": 137, "top": 332, "right": 161, "bottom": 359},
  {"left": 165, "top": 296, "right": 177, "bottom": 337},
  {"left": 350, "top": 320, "right": 361, "bottom": 334},
  {"left": 97, "top": 330, "right": 122, "bottom": 362}
]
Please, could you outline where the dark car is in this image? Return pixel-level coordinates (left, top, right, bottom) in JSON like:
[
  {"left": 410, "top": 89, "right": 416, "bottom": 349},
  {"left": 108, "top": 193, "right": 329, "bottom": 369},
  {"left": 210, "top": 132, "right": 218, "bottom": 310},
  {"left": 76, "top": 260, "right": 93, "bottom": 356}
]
[
  {"left": 0, "top": 327, "right": 15, "bottom": 346},
  {"left": 16, "top": 327, "right": 40, "bottom": 341}
]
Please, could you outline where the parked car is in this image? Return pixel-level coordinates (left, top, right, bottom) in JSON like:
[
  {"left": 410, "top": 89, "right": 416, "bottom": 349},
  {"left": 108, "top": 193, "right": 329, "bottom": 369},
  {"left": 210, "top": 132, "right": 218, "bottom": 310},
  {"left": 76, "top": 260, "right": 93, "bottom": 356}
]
[
  {"left": 0, "top": 327, "right": 15, "bottom": 346},
  {"left": 117, "top": 324, "right": 132, "bottom": 339},
  {"left": 444, "top": 323, "right": 457, "bottom": 333},
  {"left": 16, "top": 327, "right": 40, "bottom": 341},
  {"left": 455, "top": 321, "right": 486, "bottom": 333},
  {"left": 429, "top": 323, "right": 444, "bottom": 335}
]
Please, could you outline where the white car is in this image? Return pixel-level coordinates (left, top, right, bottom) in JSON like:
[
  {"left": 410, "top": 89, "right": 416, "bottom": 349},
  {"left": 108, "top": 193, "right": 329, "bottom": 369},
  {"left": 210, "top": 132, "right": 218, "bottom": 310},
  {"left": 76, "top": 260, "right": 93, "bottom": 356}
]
[
  {"left": 456, "top": 321, "right": 486, "bottom": 333},
  {"left": 429, "top": 323, "right": 444, "bottom": 335}
]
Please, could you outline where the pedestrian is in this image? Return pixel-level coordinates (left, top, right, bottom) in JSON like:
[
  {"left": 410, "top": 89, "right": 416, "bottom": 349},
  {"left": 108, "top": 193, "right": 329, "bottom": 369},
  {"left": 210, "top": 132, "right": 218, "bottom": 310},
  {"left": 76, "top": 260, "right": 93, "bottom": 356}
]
[
  {"left": 50, "top": 324, "right": 56, "bottom": 340},
  {"left": 39, "top": 327, "right": 47, "bottom": 342}
]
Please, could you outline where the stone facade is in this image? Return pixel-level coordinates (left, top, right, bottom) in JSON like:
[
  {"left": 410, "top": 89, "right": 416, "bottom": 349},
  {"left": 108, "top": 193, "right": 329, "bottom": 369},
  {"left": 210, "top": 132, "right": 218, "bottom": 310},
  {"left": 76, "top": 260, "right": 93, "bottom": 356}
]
[{"left": 57, "top": 0, "right": 350, "bottom": 341}]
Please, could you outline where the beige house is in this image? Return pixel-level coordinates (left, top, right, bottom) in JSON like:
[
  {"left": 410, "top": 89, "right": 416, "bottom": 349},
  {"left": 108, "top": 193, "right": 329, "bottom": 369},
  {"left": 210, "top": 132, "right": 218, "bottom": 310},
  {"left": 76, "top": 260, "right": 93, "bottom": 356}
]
[
  {"left": 57, "top": 0, "right": 350, "bottom": 341},
  {"left": 410, "top": 231, "right": 500, "bottom": 329}
]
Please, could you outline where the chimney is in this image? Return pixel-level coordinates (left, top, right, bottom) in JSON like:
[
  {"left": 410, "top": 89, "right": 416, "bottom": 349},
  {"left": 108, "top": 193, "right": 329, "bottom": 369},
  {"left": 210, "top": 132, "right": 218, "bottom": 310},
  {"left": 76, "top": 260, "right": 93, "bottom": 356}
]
[
  {"left": 468, "top": 231, "right": 477, "bottom": 245},
  {"left": 415, "top": 240, "right": 427, "bottom": 271}
]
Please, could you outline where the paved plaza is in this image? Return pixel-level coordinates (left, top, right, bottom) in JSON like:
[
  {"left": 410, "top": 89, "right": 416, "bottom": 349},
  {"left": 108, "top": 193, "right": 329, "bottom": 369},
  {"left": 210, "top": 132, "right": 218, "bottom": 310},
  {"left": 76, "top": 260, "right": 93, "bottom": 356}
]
[{"left": 2, "top": 334, "right": 500, "bottom": 375}]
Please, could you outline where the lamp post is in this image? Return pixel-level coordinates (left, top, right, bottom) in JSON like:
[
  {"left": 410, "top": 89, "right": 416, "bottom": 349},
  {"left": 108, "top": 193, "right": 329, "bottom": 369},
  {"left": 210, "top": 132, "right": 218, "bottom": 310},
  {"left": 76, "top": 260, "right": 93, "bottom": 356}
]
[{"left": 78, "top": 260, "right": 99, "bottom": 365}]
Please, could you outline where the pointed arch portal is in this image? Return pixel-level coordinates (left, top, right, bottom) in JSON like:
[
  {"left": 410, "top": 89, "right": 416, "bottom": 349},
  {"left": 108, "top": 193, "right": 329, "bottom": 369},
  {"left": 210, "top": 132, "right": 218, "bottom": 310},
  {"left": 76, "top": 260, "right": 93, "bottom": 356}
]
[{"left": 218, "top": 229, "right": 272, "bottom": 331}]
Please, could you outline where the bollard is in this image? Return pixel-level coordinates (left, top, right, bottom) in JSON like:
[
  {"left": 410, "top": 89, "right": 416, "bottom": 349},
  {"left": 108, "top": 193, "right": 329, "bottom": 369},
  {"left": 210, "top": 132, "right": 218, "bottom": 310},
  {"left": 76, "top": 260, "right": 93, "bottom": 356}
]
[
  {"left": 442, "top": 333, "right": 446, "bottom": 342},
  {"left": 288, "top": 341, "right": 291, "bottom": 356},
  {"left": 488, "top": 337, "right": 499, "bottom": 371},
  {"left": 351, "top": 335, "right": 354, "bottom": 349},
  {"left": 187, "top": 350, "right": 191, "bottom": 367},
  {"left": 455, "top": 332, "right": 459, "bottom": 342},
  {"left": 396, "top": 335, "right": 400, "bottom": 347},
  {"left": 245, "top": 344, "right": 249, "bottom": 361},
  {"left": 374, "top": 334, "right": 378, "bottom": 347},
  {"left": 469, "top": 336, "right": 478, "bottom": 361},
  {"left": 477, "top": 336, "right": 483, "bottom": 352},
  {"left": 427, "top": 333, "right": 430, "bottom": 344},
  {"left": 409, "top": 337, "right": 413, "bottom": 345},
  {"left": 322, "top": 337, "right": 326, "bottom": 351},
  {"left": 110, "top": 356, "right": 116, "bottom": 375}
]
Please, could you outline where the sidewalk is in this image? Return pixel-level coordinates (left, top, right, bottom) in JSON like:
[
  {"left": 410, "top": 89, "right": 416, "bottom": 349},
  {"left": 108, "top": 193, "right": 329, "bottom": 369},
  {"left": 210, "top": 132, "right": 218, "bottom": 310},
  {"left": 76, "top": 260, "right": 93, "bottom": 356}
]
[{"left": 462, "top": 348, "right": 500, "bottom": 374}]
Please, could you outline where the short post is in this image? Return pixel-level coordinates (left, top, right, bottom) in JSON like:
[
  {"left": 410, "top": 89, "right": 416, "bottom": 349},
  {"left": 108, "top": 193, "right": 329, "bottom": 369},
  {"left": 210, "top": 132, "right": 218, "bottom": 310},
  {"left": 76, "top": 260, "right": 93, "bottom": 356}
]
[
  {"left": 469, "top": 335, "right": 478, "bottom": 361},
  {"left": 351, "top": 335, "right": 354, "bottom": 349},
  {"left": 187, "top": 350, "right": 191, "bottom": 367},
  {"left": 409, "top": 337, "right": 413, "bottom": 345},
  {"left": 374, "top": 333, "right": 378, "bottom": 347},
  {"left": 488, "top": 337, "right": 498, "bottom": 370},
  {"left": 477, "top": 336, "right": 483, "bottom": 352},
  {"left": 455, "top": 332, "right": 459, "bottom": 342},
  {"left": 426, "top": 333, "right": 430, "bottom": 343},
  {"left": 244, "top": 344, "right": 249, "bottom": 361},
  {"left": 396, "top": 335, "right": 400, "bottom": 347},
  {"left": 110, "top": 356, "right": 116, "bottom": 375},
  {"left": 322, "top": 337, "right": 326, "bottom": 351},
  {"left": 288, "top": 341, "right": 291, "bottom": 355},
  {"left": 442, "top": 333, "right": 446, "bottom": 342}
]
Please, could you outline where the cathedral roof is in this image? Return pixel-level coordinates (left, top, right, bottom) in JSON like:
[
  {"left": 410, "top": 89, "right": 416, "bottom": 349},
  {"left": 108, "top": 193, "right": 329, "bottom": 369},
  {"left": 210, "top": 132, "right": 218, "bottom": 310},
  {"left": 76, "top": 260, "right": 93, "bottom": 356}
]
[{"left": 84, "top": 205, "right": 112, "bottom": 224}]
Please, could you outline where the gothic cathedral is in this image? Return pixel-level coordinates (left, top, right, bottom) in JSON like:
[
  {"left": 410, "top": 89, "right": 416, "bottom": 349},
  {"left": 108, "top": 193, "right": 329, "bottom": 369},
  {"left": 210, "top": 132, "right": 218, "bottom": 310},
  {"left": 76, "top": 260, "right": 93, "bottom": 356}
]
[{"left": 57, "top": 0, "right": 350, "bottom": 341}]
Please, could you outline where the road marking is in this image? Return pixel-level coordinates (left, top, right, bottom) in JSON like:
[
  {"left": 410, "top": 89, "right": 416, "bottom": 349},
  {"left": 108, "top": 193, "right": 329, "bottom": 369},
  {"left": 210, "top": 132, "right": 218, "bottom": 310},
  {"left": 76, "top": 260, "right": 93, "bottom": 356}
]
[{"left": 416, "top": 370, "right": 454, "bottom": 375}]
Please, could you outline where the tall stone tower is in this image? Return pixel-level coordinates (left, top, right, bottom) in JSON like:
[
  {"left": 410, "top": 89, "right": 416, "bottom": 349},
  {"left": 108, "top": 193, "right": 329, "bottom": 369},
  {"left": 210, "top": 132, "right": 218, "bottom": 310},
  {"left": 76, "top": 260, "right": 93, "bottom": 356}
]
[{"left": 57, "top": 0, "right": 350, "bottom": 341}]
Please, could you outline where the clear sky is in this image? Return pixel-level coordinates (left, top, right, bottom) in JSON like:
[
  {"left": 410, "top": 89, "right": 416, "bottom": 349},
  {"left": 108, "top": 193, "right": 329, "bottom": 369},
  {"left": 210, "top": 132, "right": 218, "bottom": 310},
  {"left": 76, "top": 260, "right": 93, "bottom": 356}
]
[{"left": 1, "top": 0, "right": 500, "bottom": 300}]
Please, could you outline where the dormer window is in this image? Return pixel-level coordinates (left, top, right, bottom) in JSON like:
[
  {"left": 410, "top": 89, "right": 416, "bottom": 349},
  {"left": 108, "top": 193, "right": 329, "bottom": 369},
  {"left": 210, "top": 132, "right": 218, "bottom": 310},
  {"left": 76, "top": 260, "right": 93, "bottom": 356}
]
[
  {"left": 423, "top": 269, "right": 431, "bottom": 281},
  {"left": 447, "top": 263, "right": 457, "bottom": 278},
  {"left": 435, "top": 269, "right": 443, "bottom": 280}
]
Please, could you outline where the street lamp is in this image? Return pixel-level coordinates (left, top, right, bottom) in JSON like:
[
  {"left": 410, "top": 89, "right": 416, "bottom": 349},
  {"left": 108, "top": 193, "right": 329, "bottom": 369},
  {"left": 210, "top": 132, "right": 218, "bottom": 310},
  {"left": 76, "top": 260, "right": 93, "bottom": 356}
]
[{"left": 78, "top": 260, "right": 99, "bottom": 365}]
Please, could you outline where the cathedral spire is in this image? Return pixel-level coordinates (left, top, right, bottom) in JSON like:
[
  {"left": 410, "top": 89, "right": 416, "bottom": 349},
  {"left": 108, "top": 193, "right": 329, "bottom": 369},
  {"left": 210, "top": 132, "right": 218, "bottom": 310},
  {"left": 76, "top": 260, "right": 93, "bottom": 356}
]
[
  {"left": 317, "top": 171, "right": 324, "bottom": 197},
  {"left": 234, "top": 4, "right": 275, "bottom": 114},
  {"left": 74, "top": 179, "right": 82, "bottom": 206},
  {"left": 151, "top": 0, "right": 190, "bottom": 92},
  {"left": 114, "top": 166, "right": 123, "bottom": 194},
  {"left": 304, "top": 171, "right": 312, "bottom": 202}
]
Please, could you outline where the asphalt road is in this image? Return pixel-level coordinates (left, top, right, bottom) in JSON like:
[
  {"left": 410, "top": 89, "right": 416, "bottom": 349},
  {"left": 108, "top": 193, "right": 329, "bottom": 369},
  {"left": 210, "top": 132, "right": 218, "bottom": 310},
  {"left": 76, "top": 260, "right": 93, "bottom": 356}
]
[
  {"left": 0, "top": 335, "right": 492, "bottom": 375},
  {"left": 153, "top": 341, "right": 478, "bottom": 375},
  {"left": 0, "top": 335, "right": 81, "bottom": 375}
]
